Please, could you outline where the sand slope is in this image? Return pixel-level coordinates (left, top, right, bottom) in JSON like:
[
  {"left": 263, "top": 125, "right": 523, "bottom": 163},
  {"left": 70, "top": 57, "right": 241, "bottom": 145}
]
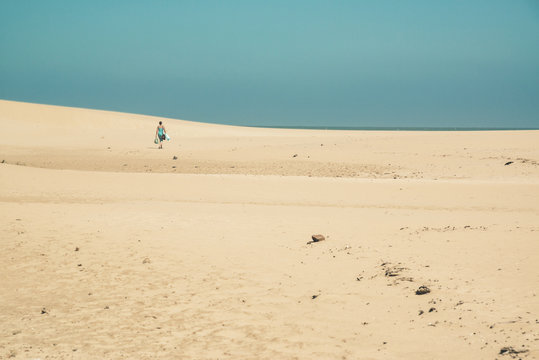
[
  {"left": 2, "top": 99, "right": 539, "bottom": 180},
  {"left": 1, "top": 100, "right": 538, "bottom": 359}
]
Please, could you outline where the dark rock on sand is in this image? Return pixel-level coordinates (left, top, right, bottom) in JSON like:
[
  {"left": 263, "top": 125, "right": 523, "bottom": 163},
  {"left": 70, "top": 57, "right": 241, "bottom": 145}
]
[
  {"left": 173, "top": 156, "right": 178, "bottom": 160},
  {"left": 385, "top": 266, "right": 406, "bottom": 277},
  {"left": 504, "top": 161, "right": 514, "bottom": 166},
  {"left": 307, "top": 234, "right": 326, "bottom": 244},
  {"left": 499, "top": 346, "right": 528, "bottom": 357},
  {"left": 415, "top": 286, "right": 431, "bottom": 295},
  {"left": 312, "top": 234, "right": 325, "bottom": 242}
]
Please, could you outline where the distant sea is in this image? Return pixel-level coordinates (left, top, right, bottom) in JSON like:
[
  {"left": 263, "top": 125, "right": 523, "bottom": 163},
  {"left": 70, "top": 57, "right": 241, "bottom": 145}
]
[{"left": 244, "top": 125, "right": 539, "bottom": 131}]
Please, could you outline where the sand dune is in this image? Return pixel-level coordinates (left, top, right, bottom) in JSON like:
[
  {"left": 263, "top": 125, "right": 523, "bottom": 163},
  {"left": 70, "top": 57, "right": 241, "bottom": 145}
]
[{"left": 1, "top": 100, "right": 538, "bottom": 359}]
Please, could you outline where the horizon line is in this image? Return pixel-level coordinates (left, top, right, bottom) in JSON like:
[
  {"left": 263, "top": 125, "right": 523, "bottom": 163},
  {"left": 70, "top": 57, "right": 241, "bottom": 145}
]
[
  {"left": 2, "top": 98, "right": 538, "bottom": 132},
  {"left": 242, "top": 125, "right": 539, "bottom": 131}
]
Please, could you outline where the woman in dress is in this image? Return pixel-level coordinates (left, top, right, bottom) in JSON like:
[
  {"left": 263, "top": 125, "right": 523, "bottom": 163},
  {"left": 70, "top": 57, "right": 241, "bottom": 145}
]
[{"left": 155, "top": 121, "right": 167, "bottom": 149}]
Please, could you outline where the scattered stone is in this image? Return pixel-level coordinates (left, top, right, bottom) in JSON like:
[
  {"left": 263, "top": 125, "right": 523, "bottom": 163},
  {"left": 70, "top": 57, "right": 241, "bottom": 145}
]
[
  {"left": 104, "top": 306, "right": 109, "bottom": 309},
  {"left": 499, "top": 346, "right": 528, "bottom": 357},
  {"left": 41, "top": 307, "right": 48, "bottom": 314},
  {"left": 504, "top": 161, "right": 514, "bottom": 166},
  {"left": 12, "top": 330, "right": 21, "bottom": 335},
  {"left": 418, "top": 310, "right": 424, "bottom": 315},
  {"left": 380, "top": 263, "right": 413, "bottom": 286},
  {"left": 292, "top": 154, "right": 298, "bottom": 158},
  {"left": 385, "top": 266, "right": 406, "bottom": 277},
  {"left": 356, "top": 276, "right": 363, "bottom": 281},
  {"left": 312, "top": 295, "right": 319, "bottom": 300},
  {"left": 307, "top": 234, "right": 325, "bottom": 244},
  {"left": 77, "top": 264, "right": 82, "bottom": 267},
  {"left": 312, "top": 234, "right": 325, "bottom": 242},
  {"left": 1, "top": 159, "right": 4, "bottom": 163},
  {"left": 142, "top": 257, "right": 151, "bottom": 264},
  {"left": 75, "top": 247, "right": 79, "bottom": 252},
  {"left": 429, "top": 307, "right": 436, "bottom": 313},
  {"left": 173, "top": 156, "right": 178, "bottom": 160},
  {"left": 415, "top": 286, "right": 431, "bottom": 295}
]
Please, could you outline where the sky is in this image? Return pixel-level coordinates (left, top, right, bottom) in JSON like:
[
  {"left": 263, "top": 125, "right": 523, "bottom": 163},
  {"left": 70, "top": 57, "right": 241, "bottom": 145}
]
[{"left": 1, "top": 0, "right": 538, "bottom": 128}]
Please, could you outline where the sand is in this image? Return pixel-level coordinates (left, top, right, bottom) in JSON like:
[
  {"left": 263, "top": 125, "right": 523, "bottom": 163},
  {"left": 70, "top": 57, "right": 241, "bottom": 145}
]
[{"left": 1, "top": 99, "right": 538, "bottom": 359}]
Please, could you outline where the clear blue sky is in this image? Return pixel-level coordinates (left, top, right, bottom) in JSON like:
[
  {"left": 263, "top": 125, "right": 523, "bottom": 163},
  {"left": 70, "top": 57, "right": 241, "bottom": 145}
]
[{"left": 1, "top": 0, "right": 538, "bottom": 128}]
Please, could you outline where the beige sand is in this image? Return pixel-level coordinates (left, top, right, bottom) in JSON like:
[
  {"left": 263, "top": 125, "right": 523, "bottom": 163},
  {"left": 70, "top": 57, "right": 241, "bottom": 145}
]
[{"left": 1, "top": 99, "right": 538, "bottom": 359}]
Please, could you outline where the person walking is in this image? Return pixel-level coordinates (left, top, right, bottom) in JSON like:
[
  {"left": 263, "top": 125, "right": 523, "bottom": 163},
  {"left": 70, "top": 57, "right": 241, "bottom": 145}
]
[{"left": 155, "top": 121, "right": 167, "bottom": 149}]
